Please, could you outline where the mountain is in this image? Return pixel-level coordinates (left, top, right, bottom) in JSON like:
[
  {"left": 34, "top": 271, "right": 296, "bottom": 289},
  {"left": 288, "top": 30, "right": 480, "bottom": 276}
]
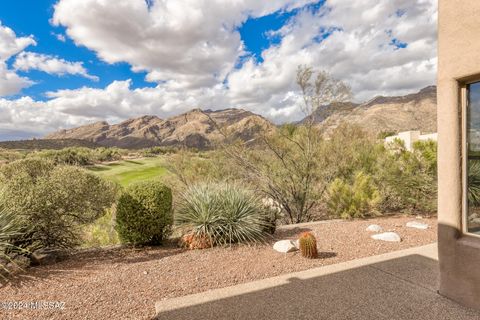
[
  {"left": 44, "top": 86, "right": 437, "bottom": 149},
  {"left": 45, "top": 108, "right": 275, "bottom": 149},
  {"left": 302, "top": 86, "right": 437, "bottom": 135}
]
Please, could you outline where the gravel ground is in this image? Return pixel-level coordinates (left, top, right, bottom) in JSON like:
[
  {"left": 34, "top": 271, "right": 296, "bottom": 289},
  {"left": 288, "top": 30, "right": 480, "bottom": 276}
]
[{"left": 0, "top": 215, "right": 437, "bottom": 320}]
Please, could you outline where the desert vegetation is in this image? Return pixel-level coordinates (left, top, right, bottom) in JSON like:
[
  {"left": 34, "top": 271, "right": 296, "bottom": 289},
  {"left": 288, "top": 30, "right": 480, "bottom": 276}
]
[{"left": 0, "top": 67, "right": 444, "bottom": 282}]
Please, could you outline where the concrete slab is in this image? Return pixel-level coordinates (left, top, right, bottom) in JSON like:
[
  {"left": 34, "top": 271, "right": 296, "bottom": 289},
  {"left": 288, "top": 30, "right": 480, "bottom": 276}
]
[{"left": 154, "top": 244, "right": 480, "bottom": 319}]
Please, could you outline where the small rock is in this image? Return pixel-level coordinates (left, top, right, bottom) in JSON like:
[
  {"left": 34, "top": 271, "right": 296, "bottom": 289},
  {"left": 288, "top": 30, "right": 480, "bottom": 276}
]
[
  {"left": 371, "top": 232, "right": 401, "bottom": 242},
  {"left": 293, "top": 239, "right": 300, "bottom": 249},
  {"left": 366, "top": 224, "right": 382, "bottom": 232},
  {"left": 406, "top": 221, "right": 429, "bottom": 230},
  {"left": 143, "top": 271, "right": 148, "bottom": 275},
  {"left": 273, "top": 240, "right": 298, "bottom": 253}
]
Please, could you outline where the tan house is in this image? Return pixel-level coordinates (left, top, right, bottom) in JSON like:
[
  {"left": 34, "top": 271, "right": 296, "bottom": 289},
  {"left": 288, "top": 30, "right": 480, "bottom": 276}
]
[
  {"left": 384, "top": 130, "right": 437, "bottom": 151},
  {"left": 438, "top": 0, "right": 480, "bottom": 310}
]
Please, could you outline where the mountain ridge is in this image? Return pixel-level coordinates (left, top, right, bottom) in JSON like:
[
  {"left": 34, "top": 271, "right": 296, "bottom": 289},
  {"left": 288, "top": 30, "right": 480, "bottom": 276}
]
[{"left": 44, "top": 86, "right": 437, "bottom": 149}]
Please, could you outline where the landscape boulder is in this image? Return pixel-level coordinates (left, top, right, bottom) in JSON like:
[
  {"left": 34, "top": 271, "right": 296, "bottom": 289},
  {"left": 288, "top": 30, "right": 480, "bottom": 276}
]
[
  {"left": 371, "top": 232, "right": 401, "bottom": 242},
  {"left": 366, "top": 224, "right": 382, "bottom": 232},
  {"left": 273, "top": 240, "right": 298, "bottom": 253},
  {"left": 406, "top": 221, "right": 429, "bottom": 230}
]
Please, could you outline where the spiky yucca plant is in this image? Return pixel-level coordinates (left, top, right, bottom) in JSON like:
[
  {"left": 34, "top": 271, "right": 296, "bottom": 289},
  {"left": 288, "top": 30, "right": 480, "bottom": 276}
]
[
  {"left": 175, "top": 182, "right": 271, "bottom": 247},
  {"left": 469, "top": 160, "right": 480, "bottom": 206},
  {"left": 299, "top": 232, "right": 318, "bottom": 259}
]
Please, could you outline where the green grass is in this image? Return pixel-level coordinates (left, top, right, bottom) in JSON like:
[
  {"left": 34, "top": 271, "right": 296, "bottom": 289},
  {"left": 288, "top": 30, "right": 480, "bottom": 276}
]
[
  {"left": 83, "top": 157, "right": 169, "bottom": 247},
  {"left": 87, "top": 157, "right": 168, "bottom": 187}
]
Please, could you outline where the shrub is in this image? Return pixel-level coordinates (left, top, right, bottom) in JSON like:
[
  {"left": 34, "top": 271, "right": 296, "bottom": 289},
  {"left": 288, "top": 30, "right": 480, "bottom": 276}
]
[
  {"left": 375, "top": 140, "right": 437, "bottom": 213},
  {"left": 0, "top": 159, "right": 117, "bottom": 250},
  {"left": 298, "top": 232, "right": 318, "bottom": 259},
  {"left": 175, "top": 182, "right": 271, "bottom": 246},
  {"left": 82, "top": 208, "right": 119, "bottom": 247},
  {"left": 93, "top": 147, "right": 124, "bottom": 162},
  {"left": 0, "top": 203, "right": 25, "bottom": 278},
  {"left": 30, "top": 147, "right": 94, "bottom": 166},
  {"left": 142, "top": 146, "right": 177, "bottom": 157},
  {"left": 327, "top": 172, "right": 381, "bottom": 219},
  {"left": 116, "top": 181, "right": 173, "bottom": 245}
]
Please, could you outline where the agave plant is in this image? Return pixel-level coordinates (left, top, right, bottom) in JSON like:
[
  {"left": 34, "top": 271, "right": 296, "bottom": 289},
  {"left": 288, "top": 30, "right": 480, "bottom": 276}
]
[{"left": 175, "top": 182, "right": 271, "bottom": 247}]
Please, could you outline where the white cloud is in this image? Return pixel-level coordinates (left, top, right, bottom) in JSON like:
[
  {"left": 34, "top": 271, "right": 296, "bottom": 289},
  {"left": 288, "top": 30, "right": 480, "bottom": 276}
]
[
  {"left": 52, "top": 32, "right": 66, "bottom": 42},
  {"left": 52, "top": 0, "right": 317, "bottom": 89},
  {"left": 0, "top": 22, "right": 36, "bottom": 96},
  {"left": 227, "top": 0, "right": 437, "bottom": 120},
  {"left": 0, "top": 0, "right": 438, "bottom": 138},
  {"left": 14, "top": 52, "right": 99, "bottom": 81}
]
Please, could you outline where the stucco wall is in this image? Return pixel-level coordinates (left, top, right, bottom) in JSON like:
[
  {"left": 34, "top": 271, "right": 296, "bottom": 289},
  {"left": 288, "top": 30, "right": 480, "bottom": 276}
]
[{"left": 438, "top": 0, "right": 480, "bottom": 309}]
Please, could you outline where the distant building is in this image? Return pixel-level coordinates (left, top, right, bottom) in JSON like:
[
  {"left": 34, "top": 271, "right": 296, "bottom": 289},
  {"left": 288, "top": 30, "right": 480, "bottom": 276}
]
[{"left": 384, "top": 131, "right": 437, "bottom": 151}]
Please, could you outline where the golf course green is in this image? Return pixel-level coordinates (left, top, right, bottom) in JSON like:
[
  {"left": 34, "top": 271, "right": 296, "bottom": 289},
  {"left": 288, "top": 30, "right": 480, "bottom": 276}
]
[{"left": 87, "top": 157, "right": 168, "bottom": 187}]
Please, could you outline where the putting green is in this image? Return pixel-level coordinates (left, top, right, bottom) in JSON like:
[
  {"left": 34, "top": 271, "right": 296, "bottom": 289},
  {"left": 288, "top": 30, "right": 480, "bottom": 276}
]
[{"left": 87, "top": 157, "right": 168, "bottom": 187}]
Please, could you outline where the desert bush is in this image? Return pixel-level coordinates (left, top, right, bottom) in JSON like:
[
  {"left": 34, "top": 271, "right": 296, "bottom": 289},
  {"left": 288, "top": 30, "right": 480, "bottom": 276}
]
[
  {"left": 166, "top": 150, "right": 238, "bottom": 187},
  {"left": 0, "top": 203, "right": 25, "bottom": 278},
  {"left": 175, "top": 182, "right": 272, "bottom": 246},
  {"left": 375, "top": 140, "right": 437, "bottom": 213},
  {"left": 82, "top": 208, "right": 119, "bottom": 247},
  {"left": 0, "top": 159, "right": 117, "bottom": 250},
  {"left": 115, "top": 181, "right": 173, "bottom": 245},
  {"left": 327, "top": 172, "right": 381, "bottom": 219},
  {"left": 0, "top": 149, "right": 24, "bottom": 163},
  {"left": 93, "top": 147, "right": 124, "bottom": 162},
  {"left": 142, "top": 146, "right": 177, "bottom": 157},
  {"left": 221, "top": 67, "right": 352, "bottom": 224},
  {"left": 321, "top": 124, "right": 380, "bottom": 180},
  {"left": 31, "top": 147, "right": 94, "bottom": 166}
]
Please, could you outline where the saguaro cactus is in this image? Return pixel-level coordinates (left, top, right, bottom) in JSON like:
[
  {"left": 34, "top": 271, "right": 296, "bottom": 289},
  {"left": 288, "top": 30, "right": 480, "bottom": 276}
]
[{"left": 299, "top": 232, "right": 318, "bottom": 259}]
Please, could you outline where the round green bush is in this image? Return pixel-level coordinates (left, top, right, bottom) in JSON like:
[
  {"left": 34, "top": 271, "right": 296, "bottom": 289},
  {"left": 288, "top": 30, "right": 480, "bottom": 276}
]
[{"left": 115, "top": 181, "right": 173, "bottom": 245}]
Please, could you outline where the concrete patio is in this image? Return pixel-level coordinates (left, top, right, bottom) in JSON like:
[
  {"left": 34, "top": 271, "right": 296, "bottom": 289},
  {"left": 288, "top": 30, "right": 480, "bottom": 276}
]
[{"left": 155, "top": 244, "right": 480, "bottom": 319}]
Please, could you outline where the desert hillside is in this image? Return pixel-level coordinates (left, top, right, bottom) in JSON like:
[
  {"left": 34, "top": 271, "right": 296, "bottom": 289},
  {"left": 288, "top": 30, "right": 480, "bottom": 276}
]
[
  {"left": 43, "top": 86, "right": 437, "bottom": 149},
  {"left": 45, "top": 108, "right": 275, "bottom": 149},
  {"left": 304, "top": 86, "right": 437, "bottom": 136}
]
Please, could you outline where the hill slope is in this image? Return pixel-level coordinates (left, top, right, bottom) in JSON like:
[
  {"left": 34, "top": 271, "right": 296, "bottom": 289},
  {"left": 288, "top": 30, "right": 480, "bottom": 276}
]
[
  {"left": 45, "top": 108, "right": 275, "bottom": 149},
  {"left": 302, "top": 86, "right": 436, "bottom": 135},
  {"left": 0, "top": 139, "right": 101, "bottom": 150}
]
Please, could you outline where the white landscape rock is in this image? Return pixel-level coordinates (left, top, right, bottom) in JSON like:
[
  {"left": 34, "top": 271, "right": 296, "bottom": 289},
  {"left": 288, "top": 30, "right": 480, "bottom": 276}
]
[
  {"left": 406, "top": 221, "right": 429, "bottom": 230},
  {"left": 294, "top": 239, "right": 300, "bottom": 250},
  {"left": 273, "top": 240, "right": 298, "bottom": 253},
  {"left": 366, "top": 224, "right": 383, "bottom": 232},
  {"left": 371, "top": 232, "right": 401, "bottom": 242}
]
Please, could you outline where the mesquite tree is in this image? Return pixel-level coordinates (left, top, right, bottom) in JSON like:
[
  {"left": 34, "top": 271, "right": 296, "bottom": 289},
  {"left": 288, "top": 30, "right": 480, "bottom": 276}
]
[{"left": 209, "top": 66, "right": 352, "bottom": 224}]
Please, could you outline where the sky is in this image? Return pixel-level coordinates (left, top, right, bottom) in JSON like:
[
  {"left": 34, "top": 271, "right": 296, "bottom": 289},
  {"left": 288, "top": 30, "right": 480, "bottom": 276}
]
[{"left": 0, "top": 0, "right": 437, "bottom": 140}]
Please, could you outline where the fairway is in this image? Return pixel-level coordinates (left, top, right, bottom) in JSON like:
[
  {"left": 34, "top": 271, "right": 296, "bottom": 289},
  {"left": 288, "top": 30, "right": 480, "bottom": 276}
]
[{"left": 87, "top": 157, "right": 168, "bottom": 187}]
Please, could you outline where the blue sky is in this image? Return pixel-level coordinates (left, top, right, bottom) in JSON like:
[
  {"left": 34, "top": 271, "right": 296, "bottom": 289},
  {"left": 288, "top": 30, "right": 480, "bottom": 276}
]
[
  {"left": 1, "top": 0, "right": 156, "bottom": 100},
  {"left": 0, "top": 0, "right": 437, "bottom": 140},
  {"left": 1, "top": 0, "right": 325, "bottom": 101}
]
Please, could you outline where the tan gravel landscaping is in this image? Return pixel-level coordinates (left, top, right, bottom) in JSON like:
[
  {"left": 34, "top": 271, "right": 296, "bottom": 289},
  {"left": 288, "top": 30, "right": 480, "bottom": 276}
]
[{"left": 0, "top": 215, "right": 437, "bottom": 320}]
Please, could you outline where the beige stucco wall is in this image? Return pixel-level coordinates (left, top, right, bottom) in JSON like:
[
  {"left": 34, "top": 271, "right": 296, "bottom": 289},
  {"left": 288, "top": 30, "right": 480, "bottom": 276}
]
[{"left": 438, "top": 0, "right": 480, "bottom": 309}]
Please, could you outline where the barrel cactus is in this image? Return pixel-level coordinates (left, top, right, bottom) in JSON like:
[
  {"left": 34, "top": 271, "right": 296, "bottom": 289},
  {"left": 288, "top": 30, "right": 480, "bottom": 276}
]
[{"left": 299, "top": 232, "right": 318, "bottom": 259}]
